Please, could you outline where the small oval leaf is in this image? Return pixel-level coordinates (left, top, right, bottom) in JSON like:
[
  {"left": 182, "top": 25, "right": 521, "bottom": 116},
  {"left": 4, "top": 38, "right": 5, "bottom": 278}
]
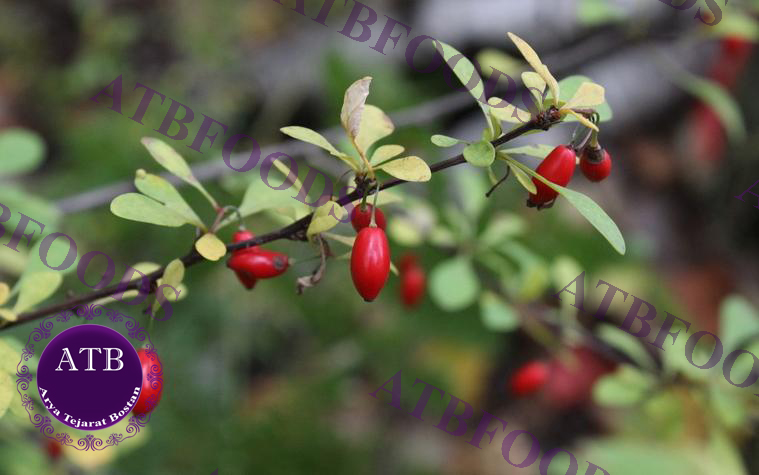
[
  {"left": 135, "top": 171, "right": 205, "bottom": 228},
  {"left": 371, "top": 144, "right": 405, "bottom": 165},
  {"left": 0, "top": 309, "right": 17, "bottom": 322},
  {"left": 341, "top": 77, "right": 372, "bottom": 139},
  {"left": 0, "top": 128, "right": 46, "bottom": 178},
  {"left": 431, "top": 135, "right": 465, "bottom": 148},
  {"left": 195, "top": 233, "right": 227, "bottom": 261},
  {"left": 429, "top": 257, "right": 480, "bottom": 311},
  {"left": 378, "top": 156, "right": 432, "bottom": 182},
  {"left": 308, "top": 201, "right": 344, "bottom": 238},
  {"left": 111, "top": 193, "right": 189, "bottom": 227},
  {"left": 13, "top": 272, "right": 63, "bottom": 313},
  {"left": 463, "top": 141, "right": 496, "bottom": 168}
]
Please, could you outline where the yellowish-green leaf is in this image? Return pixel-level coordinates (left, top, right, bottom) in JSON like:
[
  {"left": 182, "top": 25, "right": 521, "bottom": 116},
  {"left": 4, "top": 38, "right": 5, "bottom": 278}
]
[
  {"left": 431, "top": 135, "right": 465, "bottom": 148},
  {"left": 280, "top": 126, "right": 357, "bottom": 169},
  {"left": 195, "top": 233, "right": 227, "bottom": 261},
  {"left": 378, "top": 156, "right": 431, "bottom": 182},
  {"left": 153, "top": 259, "right": 185, "bottom": 315},
  {"left": 0, "top": 309, "right": 16, "bottom": 322},
  {"left": 488, "top": 97, "right": 532, "bottom": 123},
  {"left": 563, "top": 82, "right": 606, "bottom": 110},
  {"left": 356, "top": 105, "right": 394, "bottom": 156},
  {"left": 435, "top": 41, "right": 497, "bottom": 136},
  {"left": 0, "top": 339, "right": 20, "bottom": 374},
  {"left": 0, "top": 128, "right": 46, "bottom": 178},
  {"left": 506, "top": 33, "right": 559, "bottom": 105},
  {"left": 134, "top": 170, "right": 205, "bottom": 229},
  {"left": 503, "top": 156, "right": 537, "bottom": 193},
  {"left": 0, "top": 283, "right": 8, "bottom": 306},
  {"left": 140, "top": 137, "right": 217, "bottom": 208},
  {"left": 502, "top": 144, "right": 555, "bottom": 158},
  {"left": 13, "top": 272, "right": 62, "bottom": 313},
  {"left": 322, "top": 232, "right": 355, "bottom": 247},
  {"left": 521, "top": 71, "right": 547, "bottom": 111},
  {"left": 111, "top": 193, "right": 189, "bottom": 227},
  {"left": 341, "top": 77, "right": 372, "bottom": 139},
  {"left": 564, "top": 109, "right": 599, "bottom": 131},
  {"left": 463, "top": 141, "right": 496, "bottom": 168},
  {"left": 371, "top": 144, "right": 405, "bottom": 165},
  {"left": 271, "top": 155, "right": 303, "bottom": 191},
  {"left": 0, "top": 372, "right": 13, "bottom": 419},
  {"left": 221, "top": 177, "right": 308, "bottom": 227},
  {"left": 307, "top": 201, "right": 344, "bottom": 238},
  {"left": 476, "top": 49, "right": 525, "bottom": 79}
]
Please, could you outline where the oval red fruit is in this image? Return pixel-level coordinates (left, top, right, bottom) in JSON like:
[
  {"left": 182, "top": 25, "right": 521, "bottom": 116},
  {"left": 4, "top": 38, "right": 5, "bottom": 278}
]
[
  {"left": 133, "top": 348, "right": 163, "bottom": 416},
  {"left": 401, "top": 262, "right": 425, "bottom": 308},
  {"left": 580, "top": 148, "right": 612, "bottom": 182},
  {"left": 351, "top": 204, "right": 386, "bottom": 232},
  {"left": 46, "top": 438, "right": 63, "bottom": 460},
  {"left": 510, "top": 361, "right": 549, "bottom": 397},
  {"left": 351, "top": 227, "right": 390, "bottom": 302},
  {"left": 543, "top": 347, "right": 616, "bottom": 409},
  {"left": 230, "top": 230, "right": 259, "bottom": 289},
  {"left": 227, "top": 250, "right": 289, "bottom": 279},
  {"left": 232, "top": 230, "right": 259, "bottom": 254},
  {"left": 528, "top": 145, "right": 577, "bottom": 206}
]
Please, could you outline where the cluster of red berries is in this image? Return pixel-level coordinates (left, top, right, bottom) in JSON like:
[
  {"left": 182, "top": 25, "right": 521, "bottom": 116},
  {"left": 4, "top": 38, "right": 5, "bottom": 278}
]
[
  {"left": 508, "top": 347, "right": 615, "bottom": 409},
  {"left": 527, "top": 143, "right": 612, "bottom": 208},
  {"left": 227, "top": 230, "right": 290, "bottom": 290}
]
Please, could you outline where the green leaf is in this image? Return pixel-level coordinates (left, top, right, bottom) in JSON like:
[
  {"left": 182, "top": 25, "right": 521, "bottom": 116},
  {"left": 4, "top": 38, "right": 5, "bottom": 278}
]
[
  {"left": 451, "top": 168, "right": 489, "bottom": 219},
  {"left": 476, "top": 49, "right": 524, "bottom": 79},
  {"left": 655, "top": 54, "right": 745, "bottom": 141},
  {"left": 488, "top": 97, "right": 532, "bottom": 124},
  {"left": 497, "top": 151, "right": 537, "bottom": 193},
  {"left": 307, "top": 201, "right": 344, "bottom": 238},
  {"left": 0, "top": 128, "right": 46, "bottom": 177},
  {"left": 719, "top": 295, "right": 759, "bottom": 352},
  {"left": 22, "top": 233, "right": 79, "bottom": 278},
  {"left": 356, "top": 105, "right": 394, "bottom": 156},
  {"left": 0, "top": 283, "right": 8, "bottom": 306},
  {"left": 597, "top": 324, "right": 658, "bottom": 370},
  {"left": 0, "top": 372, "right": 12, "bottom": 419},
  {"left": 551, "top": 75, "right": 613, "bottom": 122},
  {"left": 134, "top": 170, "right": 205, "bottom": 229},
  {"left": 280, "top": 126, "right": 357, "bottom": 169},
  {"left": 388, "top": 216, "right": 424, "bottom": 247},
  {"left": 153, "top": 259, "right": 185, "bottom": 316},
  {"left": 0, "top": 309, "right": 16, "bottom": 322},
  {"left": 479, "top": 213, "right": 526, "bottom": 247},
  {"left": 577, "top": 0, "right": 625, "bottom": 26},
  {"left": 13, "top": 271, "right": 62, "bottom": 313},
  {"left": 377, "top": 156, "right": 431, "bottom": 182},
  {"left": 562, "top": 82, "right": 606, "bottom": 110},
  {"left": 509, "top": 159, "right": 626, "bottom": 255},
  {"left": 195, "top": 234, "right": 226, "bottom": 261},
  {"left": 140, "top": 137, "right": 218, "bottom": 208},
  {"left": 463, "top": 141, "right": 496, "bottom": 167},
  {"left": 480, "top": 291, "right": 520, "bottom": 331},
  {"left": 0, "top": 338, "right": 20, "bottom": 374},
  {"left": 501, "top": 144, "right": 554, "bottom": 158},
  {"left": 429, "top": 257, "right": 480, "bottom": 311},
  {"left": 221, "top": 176, "right": 308, "bottom": 227},
  {"left": 593, "top": 364, "right": 657, "bottom": 407},
  {"left": 371, "top": 144, "right": 405, "bottom": 165},
  {"left": 111, "top": 193, "right": 189, "bottom": 227},
  {"left": 431, "top": 135, "right": 466, "bottom": 148},
  {"left": 0, "top": 184, "right": 60, "bottom": 232},
  {"left": 434, "top": 41, "right": 497, "bottom": 136},
  {"left": 341, "top": 77, "right": 372, "bottom": 139}
]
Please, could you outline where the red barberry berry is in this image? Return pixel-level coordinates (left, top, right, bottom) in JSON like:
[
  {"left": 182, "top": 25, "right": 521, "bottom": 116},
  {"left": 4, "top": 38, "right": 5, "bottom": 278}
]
[
  {"left": 351, "top": 227, "right": 390, "bottom": 302},
  {"left": 528, "top": 145, "right": 576, "bottom": 206},
  {"left": 230, "top": 230, "right": 259, "bottom": 289},
  {"left": 133, "top": 348, "right": 163, "bottom": 416},
  {"left": 510, "top": 361, "right": 549, "bottom": 397},
  {"left": 351, "top": 204, "right": 386, "bottom": 232},
  {"left": 227, "top": 250, "right": 289, "bottom": 279},
  {"left": 400, "top": 255, "right": 425, "bottom": 308},
  {"left": 580, "top": 146, "right": 612, "bottom": 182},
  {"left": 45, "top": 438, "right": 63, "bottom": 460}
]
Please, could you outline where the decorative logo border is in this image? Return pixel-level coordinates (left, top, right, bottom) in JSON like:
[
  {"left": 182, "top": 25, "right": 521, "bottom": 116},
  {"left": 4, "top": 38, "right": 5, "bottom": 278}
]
[{"left": 15, "top": 304, "right": 162, "bottom": 451}]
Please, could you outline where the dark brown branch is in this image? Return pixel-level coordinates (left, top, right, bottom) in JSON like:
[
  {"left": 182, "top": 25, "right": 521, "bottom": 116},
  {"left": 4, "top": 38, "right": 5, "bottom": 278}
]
[{"left": 4, "top": 115, "right": 556, "bottom": 331}]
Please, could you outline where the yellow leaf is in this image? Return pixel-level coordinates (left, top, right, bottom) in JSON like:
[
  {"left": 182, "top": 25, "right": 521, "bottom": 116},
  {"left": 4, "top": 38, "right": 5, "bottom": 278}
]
[
  {"left": 340, "top": 77, "right": 372, "bottom": 140},
  {"left": 488, "top": 97, "right": 532, "bottom": 124},
  {"left": 537, "top": 64, "right": 561, "bottom": 109},
  {"left": 507, "top": 32, "right": 545, "bottom": 78},
  {"left": 195, "top": 233, "right": 227, "bottom": 261},
  {"left": 564, "top": 109, "right": 599, "bottom": 131},
  {"left": 307, "top": 201, "right": 344, "bottom": 238},
  {"left": 521, "top": 71, "right": 546, "bottom": 109},
  {"left": 562, "top": 82, "right": 606, "bottom": 110},
  {"left": 378, "top": 156, "right": 431, "bottom": 182},
  {"left": 0, "top": 283, "right": 8, "bottom": 306},
  {"left": 356, "top": 105, "right": 394, "bottom": 156},
  {"left": 371, "top": 144, "right": 405, "bottom": 165},
  {"left": 0, "top": 309, "right": 17, "bottom": 322}
]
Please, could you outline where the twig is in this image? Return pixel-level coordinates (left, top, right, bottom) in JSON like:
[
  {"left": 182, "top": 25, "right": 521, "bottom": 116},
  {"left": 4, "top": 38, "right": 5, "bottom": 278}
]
[{"left": 3, "top": 115, "right": 557, "bottom": 331}]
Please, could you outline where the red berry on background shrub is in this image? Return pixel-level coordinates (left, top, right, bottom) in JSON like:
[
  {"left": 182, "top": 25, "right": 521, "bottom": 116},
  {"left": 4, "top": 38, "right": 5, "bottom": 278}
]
[
  {"left": 528, "top": 145, "right": 576, "bottom": 206},
  {"left": 722, "top": 35, "right": 753, "bottom": 57},
  {"left": 543, "top": 347, "right": 616, "bottom": 409},
  {"left": 133, "top": 348, "right": 163, "bottom": 416},
  {"left": 351, "top": 204, "right": 386, "bottom": 232},
  {"left": 580, "top": 147, "right": 612, "bottom": 182},
  {"left": 399, "top": 254, "right": 417, "bottom": 273},
  {"left": 400, "top": 257, "right": 425, "bottom": 308},
  {"left": 510, "top": 361, "right": 550, "bottom": 397},
  {"left": 45, "top": 438, "right": 62, "bottom": 460},
  {"left": 227, "top": 250, "right": 289, "bottom": 279},
  {"left": 351, "top": 227, "right": 390, "bottom": 302}
]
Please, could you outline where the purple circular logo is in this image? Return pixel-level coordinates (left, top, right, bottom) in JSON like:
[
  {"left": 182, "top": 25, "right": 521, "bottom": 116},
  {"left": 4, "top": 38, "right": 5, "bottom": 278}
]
[{"left": 36, "top": 324, "right": 143, "bottom": 430}]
